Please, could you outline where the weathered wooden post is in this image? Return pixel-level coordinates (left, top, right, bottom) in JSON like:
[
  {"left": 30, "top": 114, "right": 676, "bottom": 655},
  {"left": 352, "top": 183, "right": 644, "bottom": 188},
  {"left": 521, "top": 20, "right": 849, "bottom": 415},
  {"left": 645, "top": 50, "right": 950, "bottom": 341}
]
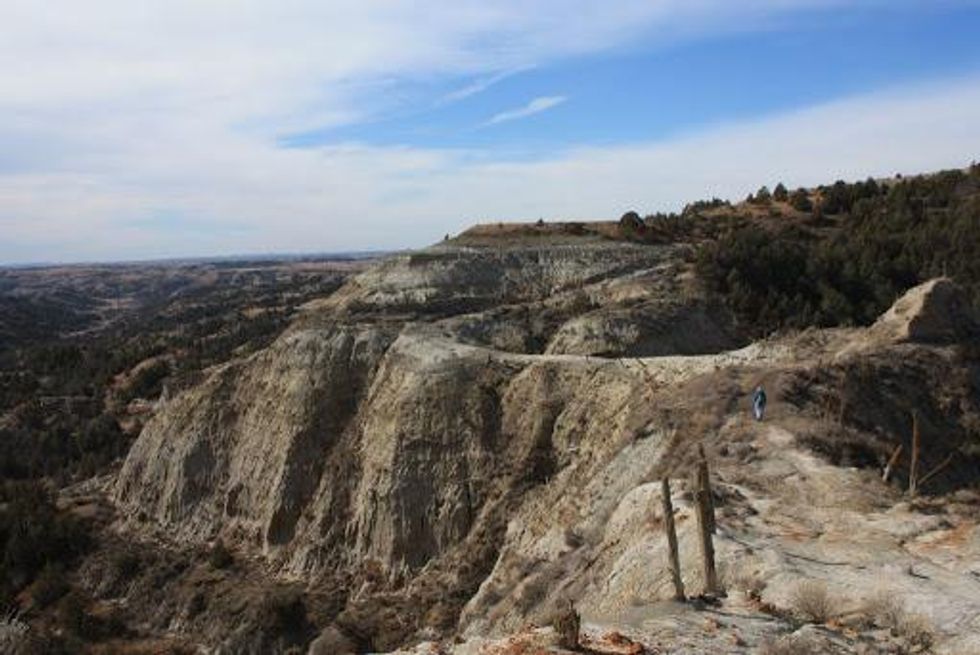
[
  {"left": 660, "top": 478, "right": 685, "bottom": 601},
  {"left": 553, "top": 598, "right": 580, "bottom": 650},
  {"left": 918, "top": 453, "right": 954, "bottom": 491},
  {"left": 693, "top": 457, "right": 719, "bottom": 596},
  {"left": 697, "top": 444, "right": 716, "bottom": 534},
  {"left": 882, "top": 444, "right": 903, "bottom": 483},
  {"left": 909, "top": 411, "right": 920, "bottom": 496}
]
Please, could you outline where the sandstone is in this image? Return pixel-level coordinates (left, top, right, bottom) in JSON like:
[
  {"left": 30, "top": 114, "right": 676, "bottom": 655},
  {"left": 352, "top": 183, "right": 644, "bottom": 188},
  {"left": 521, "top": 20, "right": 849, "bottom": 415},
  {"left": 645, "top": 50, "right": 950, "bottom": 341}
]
[
  {"left": 870, "top": 276, "right": 978, "bottom": 343},
  {"left": 113, "top": 237, "right": 980, "bottom": 652}
]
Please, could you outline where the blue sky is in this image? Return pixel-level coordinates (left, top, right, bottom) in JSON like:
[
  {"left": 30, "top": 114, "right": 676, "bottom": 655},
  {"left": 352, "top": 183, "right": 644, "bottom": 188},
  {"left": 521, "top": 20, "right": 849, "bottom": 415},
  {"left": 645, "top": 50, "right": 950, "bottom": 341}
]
[
  {"left": 283, "top": 4, "right": 980, "bottom": 152},
  {"left": 2, "top": 1, "right": 980, "bottom": 263}
]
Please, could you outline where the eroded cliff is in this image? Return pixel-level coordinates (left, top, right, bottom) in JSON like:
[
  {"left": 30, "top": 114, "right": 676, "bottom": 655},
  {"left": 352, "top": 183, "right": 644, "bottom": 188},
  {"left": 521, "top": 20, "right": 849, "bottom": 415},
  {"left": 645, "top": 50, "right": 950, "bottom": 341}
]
[{"left": 112, "top": 233, "right": 980, "bottom": 653}]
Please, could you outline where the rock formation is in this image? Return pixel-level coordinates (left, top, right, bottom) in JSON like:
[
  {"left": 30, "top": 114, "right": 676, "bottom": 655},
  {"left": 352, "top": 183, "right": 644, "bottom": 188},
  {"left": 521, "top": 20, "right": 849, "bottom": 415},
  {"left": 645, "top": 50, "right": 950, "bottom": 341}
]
[{"left": 114, "top": 231, "right": 980, "bottom": 653}]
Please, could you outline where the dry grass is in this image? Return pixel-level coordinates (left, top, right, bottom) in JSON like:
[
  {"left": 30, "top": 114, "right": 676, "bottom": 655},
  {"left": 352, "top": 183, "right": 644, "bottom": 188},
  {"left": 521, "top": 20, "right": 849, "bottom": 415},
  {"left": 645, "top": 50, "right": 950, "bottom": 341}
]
[
  {"left": 859, "top": 590, "right": 904, "bottom": 629},
  {"left": 0, "top": 613, "right": 30, "bottom": 655},
  {"left": 859, "top": 591, "right": 935, "bottom": 649},
  {"left": 758, "top": 633, "right": 822, "bottom": 655},
  {"left": 720, "top": 562, "right": 766, "bottom": 597},
  {"left": 896, "top": 613, "right": 935, "bottom": 650},
  {"left": 790, "top": 580, "right": 835, "bottom": 624}
]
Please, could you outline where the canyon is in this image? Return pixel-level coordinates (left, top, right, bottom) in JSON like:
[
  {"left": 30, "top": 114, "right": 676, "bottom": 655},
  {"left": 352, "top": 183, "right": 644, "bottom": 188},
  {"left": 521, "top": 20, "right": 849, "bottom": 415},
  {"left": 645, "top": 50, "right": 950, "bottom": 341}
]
[{"left": 105, "top": 225, "right": 980, "bottom": 653}]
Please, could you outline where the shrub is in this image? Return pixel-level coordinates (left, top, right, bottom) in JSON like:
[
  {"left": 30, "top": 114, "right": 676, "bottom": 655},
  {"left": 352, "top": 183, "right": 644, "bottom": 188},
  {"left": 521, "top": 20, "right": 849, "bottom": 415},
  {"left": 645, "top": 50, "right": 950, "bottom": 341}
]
[
  {"left": 0, "top": 482, "right": 91, "bottom": 603},
  {"left": 789, "top": 189, "right": 813, "bottom": 212},
  {"left": 759, "top": 633, "right": 822, "bottom": 655},
  {"left": 256, "top": 588, "right": 309, "bottom": 637},
  {"left": 619, "top": 211, "right": 644, "bottom": 238},
  {"left": 31, "top": 564, "right": 70, "bottom": 608},
  {"left": 790, "top": 580, "right": 834, "bottom": 623},
  {"left": 697, "top": 167, "right": 980, "bottom": 336},
  {"left": 721, "top": 564, "right": 766, "bottom": 598},
  {"left": 896, "top": 612, "right": 934, "bottom": 649},
  {"left": 859, "top": 590, "right": 904, "bottom": 629},
  {"left": 773, "top": 183, "right": 789, "bottom": 202},
  {"left": 208, "top": 540, "right": 233, "bottom": 569},
  {"left": 122, "top": 359, "right": 171, "bottom": 401},
  {"left": 0, "top": 612, "right": 30, "bottom": 654},
  {"left": 110, "top": 549, "right": 142, "bottom": 581},
  {"left": 859, "top": 591, "right": 935, "bottom": 648},
  {"left": 57, "top": 592, "right": 94, "bottom": 639}
]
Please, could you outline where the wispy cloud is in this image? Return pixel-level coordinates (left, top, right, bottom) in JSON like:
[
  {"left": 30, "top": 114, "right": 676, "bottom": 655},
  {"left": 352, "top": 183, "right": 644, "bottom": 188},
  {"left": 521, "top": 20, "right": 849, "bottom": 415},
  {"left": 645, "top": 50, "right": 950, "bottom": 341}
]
[
  {"left": 0, "top": 0, "right": 973, "bottom": 263},
  {"left": 484, "top": 96, "right": 567, "bottom": 126},
  {"left": 4, "top": 74, "right": 980, "bottom": 264},
  {"left": 440, "top": 69, "right": 527, "bottom": 105}
]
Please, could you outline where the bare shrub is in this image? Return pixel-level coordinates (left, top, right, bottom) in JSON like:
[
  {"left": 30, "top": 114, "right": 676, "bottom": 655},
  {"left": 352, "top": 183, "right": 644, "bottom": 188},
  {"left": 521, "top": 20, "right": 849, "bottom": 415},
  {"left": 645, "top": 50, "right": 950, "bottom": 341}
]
[
  {"left": 858, "top": 590, "right": 934, "bottom": 647},
  {"left": 859, "top": 590, "right": 904, "bottom": 629},
  {"left": 0, "top": 612, "right": 30, "bottom": 655},
  {"left": 895, "top": 613, "right": 935, "bottom": 650},
  {"left": 308, "top": 625, "right": 358, "bottom": 655},
  {"left": 758, "top": 633, "right": 821, "bottom": 655},
  {"left": 256, "top": 589, "right": 309, "bottom": 636},
  {"left": 110, "top": 548, "right": 142, "bottom": 581},
  {"left": 31, "top": 563, "right": 70, "bottom": 608},
  {"left": 790, "top": 580, "right": 835, "bottom": 623},
  {"left": 208, "top": 540, "right": 234, "bottom": 569},
  {"left": 720, "top": 562, "right": 766, "bottom": 598}
]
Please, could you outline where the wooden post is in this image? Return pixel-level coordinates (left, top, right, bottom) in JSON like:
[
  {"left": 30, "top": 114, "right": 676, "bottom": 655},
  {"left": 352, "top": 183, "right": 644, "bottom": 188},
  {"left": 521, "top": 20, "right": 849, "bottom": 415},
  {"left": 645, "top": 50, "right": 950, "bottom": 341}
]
[
  {"left": 882, "top": 444, "right": 903, "bottom": 484},
  {"left": 909, "top": 411, "right": 920, "bottom": 497},
  {"left": 553, "top": 598, "right": 580, "bottom": 650},
  {"left": 917, "top": 453, "right": 954, "bottom": 490},
  {"left": 694, "top": 465, "right": 719, "bottom": 596},
  {"left": 697, "top": 444, "right": 716, "bottom": 534},
  {"left": 661, "top": 478, "right": 685, "bottom": 601}
]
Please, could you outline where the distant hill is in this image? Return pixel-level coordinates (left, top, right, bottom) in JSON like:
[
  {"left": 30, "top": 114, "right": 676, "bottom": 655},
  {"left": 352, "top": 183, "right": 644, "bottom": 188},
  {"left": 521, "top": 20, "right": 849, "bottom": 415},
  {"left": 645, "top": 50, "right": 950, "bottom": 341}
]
[{"left": 620, "top": 162, "right": 980, "bottom": 336}]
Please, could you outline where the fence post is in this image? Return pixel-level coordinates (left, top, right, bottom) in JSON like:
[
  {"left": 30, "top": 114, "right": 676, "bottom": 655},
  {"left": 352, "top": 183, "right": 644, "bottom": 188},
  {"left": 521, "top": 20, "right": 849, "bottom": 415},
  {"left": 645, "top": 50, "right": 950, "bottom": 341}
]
[
  {"left": 694, "top": 461, "right": 719, "bottom": 595},
  {"left": 909, "top": 411, "right": 920, "bottom": 497},
  {"left": 882, "top": 444, "right": 903, "bottom": 484},
  {"left": 553, "top": 598, "right": 580, "bottom": 650},
  {"left": 697, "top": 444, "right": 716, "bottom": 534},
  {"left": 661, "top": 478, "right": 685, "bottom": 601}
]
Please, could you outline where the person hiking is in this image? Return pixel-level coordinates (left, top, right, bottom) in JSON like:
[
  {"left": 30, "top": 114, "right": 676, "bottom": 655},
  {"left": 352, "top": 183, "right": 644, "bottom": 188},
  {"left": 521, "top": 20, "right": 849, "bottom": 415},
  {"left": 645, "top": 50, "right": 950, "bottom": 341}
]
[{"left": 752, "top": 385, "right": 767, "bottom": 421}]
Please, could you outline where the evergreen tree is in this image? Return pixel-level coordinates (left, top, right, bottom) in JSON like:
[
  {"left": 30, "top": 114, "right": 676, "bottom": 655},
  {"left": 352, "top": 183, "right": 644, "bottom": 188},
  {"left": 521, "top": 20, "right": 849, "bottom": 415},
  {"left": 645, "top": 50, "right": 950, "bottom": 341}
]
[{"left": 789, "top": 188, "right": 813, "bottom": 212}]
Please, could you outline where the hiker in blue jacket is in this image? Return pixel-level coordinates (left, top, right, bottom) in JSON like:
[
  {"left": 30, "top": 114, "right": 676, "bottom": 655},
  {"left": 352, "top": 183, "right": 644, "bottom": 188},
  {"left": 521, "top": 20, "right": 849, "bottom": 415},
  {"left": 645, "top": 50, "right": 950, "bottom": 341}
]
[{"left": 752, "top": 385, "right": 767, "bottom": 421}]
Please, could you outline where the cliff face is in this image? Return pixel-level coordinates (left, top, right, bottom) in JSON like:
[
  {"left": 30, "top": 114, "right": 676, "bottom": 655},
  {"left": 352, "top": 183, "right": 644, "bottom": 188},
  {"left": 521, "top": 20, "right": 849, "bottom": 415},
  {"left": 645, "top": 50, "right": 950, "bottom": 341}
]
[
  {"left": 113, "top": 236, "right": 980, "bottom": 653},
  {"left": 116, "top": 324, "right": 398, "bottom": 550},
  {"left": 115, "top": 240, "right": 733, "bottom": 570}
]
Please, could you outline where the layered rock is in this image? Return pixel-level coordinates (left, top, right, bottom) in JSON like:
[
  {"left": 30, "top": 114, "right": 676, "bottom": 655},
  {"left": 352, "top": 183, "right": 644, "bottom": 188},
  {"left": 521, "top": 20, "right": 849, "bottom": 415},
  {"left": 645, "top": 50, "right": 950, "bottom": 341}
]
[
  {"left": 113, "top": 236, "right": 980, "bottom": 652},
  {"left": 116, "top": 240, "right": 714, "bottom": 573},
  {"left": 116, "top": 324, "right": 399, "bottom": 551}
]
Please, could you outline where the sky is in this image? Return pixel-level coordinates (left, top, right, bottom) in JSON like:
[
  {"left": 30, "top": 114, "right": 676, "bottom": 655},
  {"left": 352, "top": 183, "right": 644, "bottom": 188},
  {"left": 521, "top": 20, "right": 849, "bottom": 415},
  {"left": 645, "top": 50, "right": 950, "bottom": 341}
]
[{"left": 2, "top": 1, "right": 980, "bottom": 264}]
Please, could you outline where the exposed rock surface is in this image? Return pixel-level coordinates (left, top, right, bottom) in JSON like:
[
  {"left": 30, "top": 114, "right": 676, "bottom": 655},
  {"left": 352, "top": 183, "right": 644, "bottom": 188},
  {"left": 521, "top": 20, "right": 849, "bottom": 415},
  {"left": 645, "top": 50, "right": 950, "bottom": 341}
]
[
  {"left": 870, "top": 276, "right": 978, "bottom": 343},
  {"left": 113, "top": 235, "right": 980, "bottom": 653}
]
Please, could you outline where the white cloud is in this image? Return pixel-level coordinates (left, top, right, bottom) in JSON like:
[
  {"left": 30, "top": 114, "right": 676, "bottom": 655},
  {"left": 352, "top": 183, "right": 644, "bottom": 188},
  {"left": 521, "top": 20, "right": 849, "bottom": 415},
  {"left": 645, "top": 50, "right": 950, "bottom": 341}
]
[
  {"left": 4, "top": 74, "right": 980, "bottom": 264},
  {"left": 0, "top": 0, "right": 974, "bottom": 263},
  {"left": 440, "top": 69, "right": 528, "bottom": 105},
  {"left": 484, "top": 96, "right": 567, "bottom": 126}
]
